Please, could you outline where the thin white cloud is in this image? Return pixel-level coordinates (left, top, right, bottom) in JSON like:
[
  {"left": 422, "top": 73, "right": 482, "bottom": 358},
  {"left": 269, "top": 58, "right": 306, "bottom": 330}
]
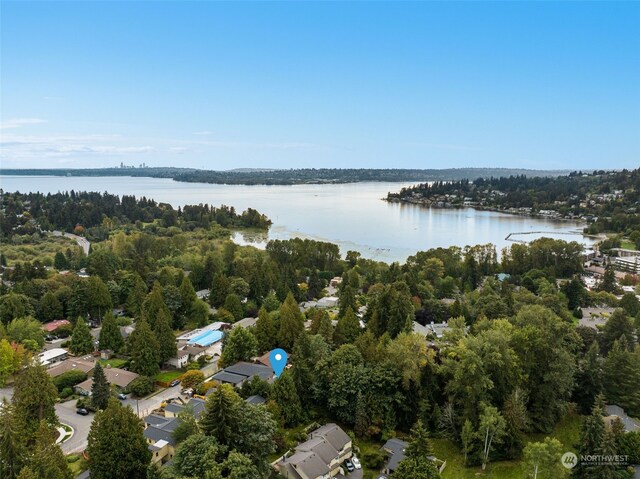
[{"left": 0, "top": 118, "right": 47, "bottom": 129}]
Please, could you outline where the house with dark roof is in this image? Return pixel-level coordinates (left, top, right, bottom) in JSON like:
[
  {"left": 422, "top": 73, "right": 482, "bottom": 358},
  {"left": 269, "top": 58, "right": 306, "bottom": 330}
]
[
  {"left": 277, "top": 423, "right": 352, "bottom": 479},
  {"left": 381, "top": 438, "right": 408, "bottom": 474},
  {"left": 381, "top": 438, "right": 444, "bottom": 475},
  {"left": 605, "top": 404, "right": 640, "bottom": 432},
  {"left": 245, "top": 394, "right": 267, "bottom": 406},
  {"left": 210, "top": 361, "right": 273, "bottom": 387},
  {"left": 143, "top": 397, "right": 207, "bottom": 464}
]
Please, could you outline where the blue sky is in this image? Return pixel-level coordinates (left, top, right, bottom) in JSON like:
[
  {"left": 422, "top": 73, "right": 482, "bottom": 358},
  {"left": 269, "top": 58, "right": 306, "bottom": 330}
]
[{"left": 1, "top": 1, "right": 638, "bottom": 170}]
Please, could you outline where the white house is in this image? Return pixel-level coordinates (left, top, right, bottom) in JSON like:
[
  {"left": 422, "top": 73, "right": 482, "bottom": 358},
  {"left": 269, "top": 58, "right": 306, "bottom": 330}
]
[{"left": 38, "top": 348, "right": 69, "bottom": 368}]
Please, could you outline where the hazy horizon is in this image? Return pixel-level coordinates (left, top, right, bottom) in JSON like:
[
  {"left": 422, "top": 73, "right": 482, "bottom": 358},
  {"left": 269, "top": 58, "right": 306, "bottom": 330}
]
[{"left": 1, "top": 2, "right": 639, "bottom": 171}]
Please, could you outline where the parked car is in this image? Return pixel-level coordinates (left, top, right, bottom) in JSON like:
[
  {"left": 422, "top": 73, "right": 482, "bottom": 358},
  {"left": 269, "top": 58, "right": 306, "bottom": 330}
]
[
  {"left": 76, "top": 408, "right": 89, "bottom": 416},
  {"left": 169, "top": 379, "right": 180, "bottom": 387},
  {"left": 351, "top": 456, "right": 362, "bottom": 469},
  {"left": 343, "top": 459, "right": 355, "bottom": 472},
  {"left": 117, "top": 393, "right": 127, "bottom": 400}
]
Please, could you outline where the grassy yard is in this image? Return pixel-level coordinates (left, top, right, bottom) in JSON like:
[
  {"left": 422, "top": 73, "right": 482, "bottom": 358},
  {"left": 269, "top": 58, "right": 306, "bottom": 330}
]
[
  {"left": 434, "top": 413, "right": 582, "bottom": 479},
  {"left": 155, "top": 370, "right": 184, "bottom": 383},
  {"left": 99, "top": 358, "right": 129, "bottom": 369},
  {"left": 620, "top": 239, "right": 638, "bottom": 251},
  {"left": 66, "top": 453, "right": 88, "bottom": 476}
]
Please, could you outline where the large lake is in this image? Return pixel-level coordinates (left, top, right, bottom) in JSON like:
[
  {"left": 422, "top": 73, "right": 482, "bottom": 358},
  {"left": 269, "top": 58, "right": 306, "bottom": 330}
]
[{"left": 0, "top": 175, "right": 594, "bottom": 263}]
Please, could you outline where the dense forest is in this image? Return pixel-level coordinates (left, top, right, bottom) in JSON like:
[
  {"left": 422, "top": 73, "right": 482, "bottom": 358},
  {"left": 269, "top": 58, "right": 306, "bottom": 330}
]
[
  {"left": 1, "top": 166, "right": 571, "bottom": 185},
  {"left": 387, "top": 169, "right": 640, "bottom": 237},
  {"left": 1, "top": 191, "right": 639, "bottom": 479},
  {"left": 0, "top": 190, "right": 271, "bottom": 242}
]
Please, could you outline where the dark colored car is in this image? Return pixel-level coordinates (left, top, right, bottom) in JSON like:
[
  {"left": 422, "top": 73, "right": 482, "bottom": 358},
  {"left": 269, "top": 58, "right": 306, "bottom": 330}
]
[
  {"left": 76, "top": 408, "right": 89, "bottom": 416},
  {"left": 117, "top": 393, "right": 127, "bottom": 400},
  {"left": 343, "top": 459, "right": 355, "bottom": 472},
  {"left": 169, "top": 379, "right": 180, "bottom": 387}
]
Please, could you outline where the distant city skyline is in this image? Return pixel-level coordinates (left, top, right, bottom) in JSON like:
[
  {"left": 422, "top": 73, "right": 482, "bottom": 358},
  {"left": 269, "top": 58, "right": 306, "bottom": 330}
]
[{"left": 1, "top": 1, "right": 638, "bottom": 170}]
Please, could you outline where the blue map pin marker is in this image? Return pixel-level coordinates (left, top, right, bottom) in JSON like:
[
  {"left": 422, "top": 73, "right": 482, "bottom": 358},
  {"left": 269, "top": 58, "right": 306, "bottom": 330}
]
[{"left": 269, "top": 348, "right": 288, "bottom": 378}]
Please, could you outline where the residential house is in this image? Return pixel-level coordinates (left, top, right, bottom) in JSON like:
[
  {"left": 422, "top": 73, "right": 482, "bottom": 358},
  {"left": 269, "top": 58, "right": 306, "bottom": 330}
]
[
  {"left": 74, "top": 367, "right": 139, "bottom": 395},
  {"left": 604, "top": 405, "right": 640, "bottom": 432},
  {"left": 38, "top": 348, "right": 68, "bottom": 368},
  {"left": 210, "top": 361, "right": 273, "bottom": 388},
  {"left": 380, "top": 438, "right": 445, "bottom": 475},
  {"left": 245, "top": 395, "right": 267, "bottom": 406},
  {"left": 278, "top": 423, "right": 352, "bottom": 479},
  {"left": 232, "top": 317, "right": 258, "bottom": 329},
  {"left": 166, "top": 349, "right": 190, "bottom": 369},
  {"left": 46, "top": 358, "right": 95, "bottom": 378},
  {"left": 42, "top": 319, "right": 71, "bottom": 333},
  {"left": 316, "top": 297, "right": 339, "bottom": 309},
  {"left": 144, "top": 398, "right": 207, "bottom": 464}
]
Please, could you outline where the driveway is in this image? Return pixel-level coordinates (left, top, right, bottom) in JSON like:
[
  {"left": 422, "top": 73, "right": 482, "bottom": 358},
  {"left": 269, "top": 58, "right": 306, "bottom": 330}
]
[
  {"left": 336, "top": 470, "right": 363, "bottom": 479},
  {"left": 56, "top": 399, "right": 93, "bottom": 454}
]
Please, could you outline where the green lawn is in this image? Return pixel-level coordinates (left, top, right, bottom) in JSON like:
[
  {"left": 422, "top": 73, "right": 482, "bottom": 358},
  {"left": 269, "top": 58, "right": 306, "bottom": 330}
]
[
  {"left": 66, "top": 453, "right": 88, "bottom": 476},
  {"left": 620, "top": 239, "right": 637, "bottom": 251},
  {"left": 98, "top": 358, "right": 129, "bottom": 369},
  {"left": 433, "top": 413, "right": 582, "bottom": 479},
  {"left": 155, "top": 370, "right": 184, "bottom": 383}
]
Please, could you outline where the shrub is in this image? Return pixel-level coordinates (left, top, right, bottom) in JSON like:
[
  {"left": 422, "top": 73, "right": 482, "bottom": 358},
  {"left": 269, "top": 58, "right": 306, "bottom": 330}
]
[
  {"left": 54, "top": 370, "right": 87, "bottom": 392},
  {"left": 362, "top": 449, "right": 386, "bottom": 470},
  {"left": 60, "top": 387, "right": 74, "bottom": 399},
  {"left": 127, "top": 376, "right": 155, "bottom": 397}
]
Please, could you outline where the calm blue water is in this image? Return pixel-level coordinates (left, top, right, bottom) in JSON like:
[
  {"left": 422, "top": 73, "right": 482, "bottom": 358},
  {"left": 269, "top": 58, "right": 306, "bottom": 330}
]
[{"left": 0, "top": 175, "right": 594, "bottom": 263}]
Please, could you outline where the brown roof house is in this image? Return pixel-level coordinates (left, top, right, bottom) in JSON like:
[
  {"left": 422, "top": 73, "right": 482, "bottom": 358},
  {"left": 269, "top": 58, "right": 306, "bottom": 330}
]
[
  {"left": 74, "top": 367, "right": 138, "bottom": 395},
  {"left": 46, "top": 358, "right": 95, "bottom": 378},
  {"left": 277, "top": 423, "right": 352, "bottom": 479}
]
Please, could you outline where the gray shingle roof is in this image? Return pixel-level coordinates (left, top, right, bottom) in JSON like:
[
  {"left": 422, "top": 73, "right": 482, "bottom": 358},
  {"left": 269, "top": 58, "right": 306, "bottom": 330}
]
[
  {"left": 381, "top": 438, "right": 408, "bottom": 472},
  {"left": 284, "top": 450, "right": 330, "bottom": 479},
  {"left": 245, "top": 395, "right": 266, "bottom": 405},
  {"left": 311, "top": 423, "right": 351, "bottom": 452}
]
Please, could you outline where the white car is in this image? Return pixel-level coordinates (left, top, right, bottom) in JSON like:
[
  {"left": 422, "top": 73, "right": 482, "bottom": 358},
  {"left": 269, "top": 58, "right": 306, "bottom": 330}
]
[{"left": 351, "top": 456, "right": 362, "bottom": 469}]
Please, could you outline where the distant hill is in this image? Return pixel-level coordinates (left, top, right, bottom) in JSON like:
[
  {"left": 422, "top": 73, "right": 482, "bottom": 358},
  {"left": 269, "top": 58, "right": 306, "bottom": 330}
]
[{"left": 0, "top": 167, "right": 575, "bottom": 185}]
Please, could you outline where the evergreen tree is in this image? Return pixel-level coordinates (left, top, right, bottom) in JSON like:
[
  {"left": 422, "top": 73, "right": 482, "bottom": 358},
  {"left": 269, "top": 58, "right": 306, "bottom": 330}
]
[
  {"left": 338, "top": 285, "right": 357, "bottom": 317},
  {"left": 200, "top": 384, "right": 242, "bottom": 444},
  {"left": 223, "top": 293, "right": 244, "bottom": 321},
  {"left": 0, "top": 399, "right": 26, "bottom": 479},
  {"left": 86, "top": 276, "right": 113, "bottom": 320},
  {"left": 277, "top": 293, "right": 304, "bottom": 351},
  {"left": 69, "top": 317, "right": 94, "bottom": 355},
  {"left": 406, "top": 419, "right": 434, "bottom": 459},
  {"left": 600, "top": 310, "right": 636, "bottom": 354},
  {"left": 461, "top": 419, "right": 475, "bottom": 466},
  {"left": 98, "top": 312, "right": 124, "bottom": 353},
  {"left": 574, "top": 341, "right": 603, "bottom": 414},
  {"left": 39, "top": 292, "right": 62, "bottom": 323},
  {"left": 574, "top": 397, "right": 606, "bottom": 479},
  {"left": 128, "top": 318, "right": 160, "bottom": 377},
  {"left": 307, "top": 269, "right": 323, "bottom": 300},
  {"left": 271, "top": 370, "right": 303, "bottom": 427},
  {"left": 125, "top": 275, "right": 147, "bottom": 316},
  {"left": 333, "top": 307, "right": 361, "bottom": 345},
  {"left": 87, "top": 399, "right": 151, "bottom": 479},
  {"left": 254, "top": 307, "right": 277, "bottom": 353},
  {"left": 12, "top": 361, "right": 58, "bottom": 440},
  {"left": 142, "top": 281, "right": 170, "bottom": 330},
  {"left": 602, "top": 340, "right": 640, "bottom": 416},
  {"left": 91, "top": 363, "right": 110, "bottom": 411},
  {"left": 179, "top": 276, "right": 197, "bottom": 312},
  {"left": 154, "top": 309, "right": 177, "bottom": 364},
  {"left": 210, "top": 274, "right": 230, "bottom": 308},
  {"left": 316, "top": 314, "right": 334, "bottom": 345},
  {"left": 597, "top": 267, "right": 620, "bottom": 294},
  {"left": 26, "top": 421, "right": 72, "bottom": 479},
  {"left": 53, "top": 252, "right": 68, "bottom": 271},
  {"left": 220, "top": 327, "right": 258, "bottom": 368}
]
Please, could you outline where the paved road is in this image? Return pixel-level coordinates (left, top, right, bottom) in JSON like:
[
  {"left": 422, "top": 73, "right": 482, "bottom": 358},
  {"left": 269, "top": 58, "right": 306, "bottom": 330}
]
[{"left": 57, "top": 399, "right": 93, "bottom": 454}]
